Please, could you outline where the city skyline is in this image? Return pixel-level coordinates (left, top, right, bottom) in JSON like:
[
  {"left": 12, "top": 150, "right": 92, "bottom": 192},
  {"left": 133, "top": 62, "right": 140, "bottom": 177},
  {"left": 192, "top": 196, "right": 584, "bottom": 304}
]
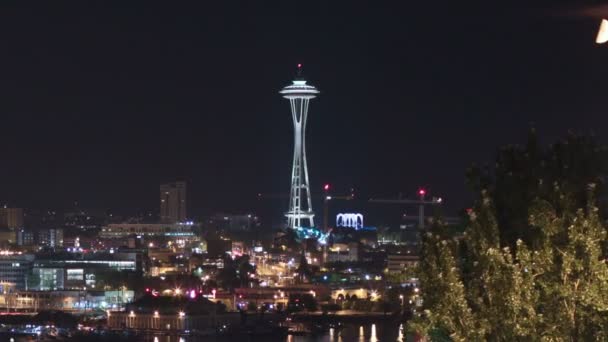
[
  {"left": 1, "top": 2, "right": 608, "bottom": 217},
  {"left": 0, "top": 2, "right": 607, "bottom": 340}
]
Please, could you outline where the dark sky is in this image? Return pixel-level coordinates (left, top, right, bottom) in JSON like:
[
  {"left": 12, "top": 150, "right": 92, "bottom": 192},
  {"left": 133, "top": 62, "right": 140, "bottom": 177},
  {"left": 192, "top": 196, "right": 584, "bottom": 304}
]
[{"left": 1, "top": 1, "right": 607, "bottom": 220}]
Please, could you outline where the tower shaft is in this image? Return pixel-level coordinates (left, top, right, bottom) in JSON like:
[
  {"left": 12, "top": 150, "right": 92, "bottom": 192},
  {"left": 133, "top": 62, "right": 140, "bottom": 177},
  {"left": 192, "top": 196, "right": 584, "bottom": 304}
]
[
  {"left": 287, "top": 97, "right": 313, "bottom": 228},
  {"left": 280, "top": 78, "right": 319, "bottom": 229}
]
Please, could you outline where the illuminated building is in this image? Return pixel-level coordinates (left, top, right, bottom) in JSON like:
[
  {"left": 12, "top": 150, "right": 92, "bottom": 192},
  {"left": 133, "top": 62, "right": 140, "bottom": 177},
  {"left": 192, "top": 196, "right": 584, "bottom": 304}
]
[
  {"left": 100, "top": 223, "right": 195, "bottom": 239},
  {"left": 327, "top": 242, "right": 359, "bottom": 262},
  {"left": 336, "top": 213, "right": 364, "bottom": 229},
  {"left": 9, "top": 290, "right": 134, "bottom": 311},
  {"left": 0, "top": 253, "right": 34, "bottom": 290},
  {"left": 16, "top": 229, "right": 35, "bottom": 246},
  {"left": 33, "top": 252, "right": 139, "bottom": 290},
  {"left": 160, "top": 181, "right": 187, "bottom": 224},
  {"left": 38, "top": 228, "right": 64, "bottom": 248},
  {"left": 280, "top": 65, "right": 319, "bottom": 229}
]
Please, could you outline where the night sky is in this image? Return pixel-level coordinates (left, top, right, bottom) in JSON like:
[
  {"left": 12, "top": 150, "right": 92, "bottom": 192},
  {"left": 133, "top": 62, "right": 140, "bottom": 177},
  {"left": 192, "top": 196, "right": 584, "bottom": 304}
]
[{"left": 1, "top": 1, "right": 608, "bottom": 221}]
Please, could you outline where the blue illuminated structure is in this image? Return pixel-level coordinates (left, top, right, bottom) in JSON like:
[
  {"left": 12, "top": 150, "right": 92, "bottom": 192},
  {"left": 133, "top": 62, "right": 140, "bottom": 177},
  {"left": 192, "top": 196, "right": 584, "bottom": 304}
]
[{"left": 294, "top": 226, "right": 330, "bottom": 245}]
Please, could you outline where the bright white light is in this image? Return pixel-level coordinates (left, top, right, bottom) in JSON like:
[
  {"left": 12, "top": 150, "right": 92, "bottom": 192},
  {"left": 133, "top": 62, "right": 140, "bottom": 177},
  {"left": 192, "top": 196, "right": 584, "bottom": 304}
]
[{"left": 598, "top": 19, "right": 608, "bottom": 44}]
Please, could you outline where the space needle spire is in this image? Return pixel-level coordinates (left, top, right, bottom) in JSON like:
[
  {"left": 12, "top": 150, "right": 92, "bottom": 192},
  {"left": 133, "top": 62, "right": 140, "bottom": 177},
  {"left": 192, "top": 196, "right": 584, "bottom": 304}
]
[{"left": 280, "top": 64, "right": 319, "bottom": 229}]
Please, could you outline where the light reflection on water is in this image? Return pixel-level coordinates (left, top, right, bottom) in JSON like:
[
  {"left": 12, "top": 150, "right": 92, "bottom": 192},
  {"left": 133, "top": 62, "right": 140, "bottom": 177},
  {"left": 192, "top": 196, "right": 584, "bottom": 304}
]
[
  {"left": 397, "top": 323, "right": 404, "bottom": 342},
  {"left": 142, "top": 322, "right": 403, "bottom": 341},
  {"left": 370, "top": 324, "right": 378, "bottom": 342}
]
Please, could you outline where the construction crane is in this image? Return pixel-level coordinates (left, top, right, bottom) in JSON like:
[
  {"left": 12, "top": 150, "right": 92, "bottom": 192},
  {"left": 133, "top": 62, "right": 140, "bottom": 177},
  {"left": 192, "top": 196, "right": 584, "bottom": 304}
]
[
  {"left": 322, "top": 184, "right": 356, "bottom": 233},
  {"left": 369, "top": 188, "right": 442, "bottom": 229}
]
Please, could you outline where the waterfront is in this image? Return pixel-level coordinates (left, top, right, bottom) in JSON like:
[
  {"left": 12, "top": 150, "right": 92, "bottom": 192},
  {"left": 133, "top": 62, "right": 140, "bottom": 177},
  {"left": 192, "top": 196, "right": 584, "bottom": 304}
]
[{"left": 137, "top": 323, "right": 406, "bottom": 342}]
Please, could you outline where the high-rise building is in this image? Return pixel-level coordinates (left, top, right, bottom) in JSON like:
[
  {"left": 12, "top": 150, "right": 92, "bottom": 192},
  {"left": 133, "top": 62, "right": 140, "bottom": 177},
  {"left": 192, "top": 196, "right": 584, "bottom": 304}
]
[
  {"left": 38, "top": 228, "right": 64, "bottom": 248},
  {"left": 16, "top": 229, "right": 35, "bottom": 246},
  {"left": 160, "top": 181, "right": 187, "bottom": 223},
  {"left": 280, "top": 65, "right": 318, "bottom": 229},
  {"left": 0, "top": 208, "right": 24, "bottom": 229}
]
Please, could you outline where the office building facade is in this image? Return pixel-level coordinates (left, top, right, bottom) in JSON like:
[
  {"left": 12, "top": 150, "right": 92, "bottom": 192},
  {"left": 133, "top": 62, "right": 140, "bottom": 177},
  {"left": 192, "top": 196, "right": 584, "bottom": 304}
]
[
  {"left": 0, "top": 253, "right": 35, "bottom": 290},
  {"left": 160, "top": 181, "right": 187, "bottom": 223}
]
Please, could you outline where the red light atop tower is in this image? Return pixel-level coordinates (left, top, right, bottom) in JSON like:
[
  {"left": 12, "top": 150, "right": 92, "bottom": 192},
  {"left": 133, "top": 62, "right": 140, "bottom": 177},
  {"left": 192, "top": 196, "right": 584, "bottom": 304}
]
[
  {"left": 324, "top": 184, "right": 330, "bottom": 191},
  {"left": 297, "top": 63, "right": 302, "bottom": 68},
  {"left": 418, "top": 189, "right": 426, "bottom": 196}
]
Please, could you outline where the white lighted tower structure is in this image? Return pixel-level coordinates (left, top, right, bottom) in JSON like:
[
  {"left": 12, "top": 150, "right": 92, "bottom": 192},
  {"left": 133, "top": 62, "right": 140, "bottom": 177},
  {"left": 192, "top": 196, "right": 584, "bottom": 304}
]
[{"left": 280, "top": 65, "right": 319, "bottom": 229}]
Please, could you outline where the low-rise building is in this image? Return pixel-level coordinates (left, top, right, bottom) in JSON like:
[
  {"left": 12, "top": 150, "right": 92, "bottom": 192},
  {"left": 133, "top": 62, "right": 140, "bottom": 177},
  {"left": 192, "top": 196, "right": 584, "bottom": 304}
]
[
  {"left": 33, "top": 252, "right": 139, "bottom": 290},
  {"left": 0, "top": 253, "right": 35, "bottom": 290},
  {"left": 327, "top": 242, "right": 359, "bottom": 263},
  {"left": 387, "top": 254, "right": 419, "bottom": 273},
  {"left": 2, "top": 289, "right": 134, "bottom": 312},
  {"left": 100, "top": 223, "right": 195, "bottom": 239}
]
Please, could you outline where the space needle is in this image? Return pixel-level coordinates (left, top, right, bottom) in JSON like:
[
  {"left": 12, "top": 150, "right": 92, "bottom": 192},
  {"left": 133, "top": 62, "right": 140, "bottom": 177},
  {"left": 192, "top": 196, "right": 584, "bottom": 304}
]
[{"left": 280, "top": 64, "right": 319, "bottom": 229}]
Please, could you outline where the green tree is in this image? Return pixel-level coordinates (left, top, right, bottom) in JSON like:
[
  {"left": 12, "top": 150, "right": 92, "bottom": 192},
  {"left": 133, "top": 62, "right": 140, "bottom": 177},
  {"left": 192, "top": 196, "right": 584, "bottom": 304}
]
[
  {"left": 411, "top": 132, "right": 608, "bottom": 341},
  {"left": 467, "top": 129, "right": 608, "bottom": 249}
]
